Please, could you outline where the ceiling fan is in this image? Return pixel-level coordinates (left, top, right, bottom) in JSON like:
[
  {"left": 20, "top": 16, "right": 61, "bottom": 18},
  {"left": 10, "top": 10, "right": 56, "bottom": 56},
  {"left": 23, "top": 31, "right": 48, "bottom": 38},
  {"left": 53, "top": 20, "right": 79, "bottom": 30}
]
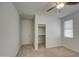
[{"left": 47, "top": 2, "right": 79, "bottom": 12}]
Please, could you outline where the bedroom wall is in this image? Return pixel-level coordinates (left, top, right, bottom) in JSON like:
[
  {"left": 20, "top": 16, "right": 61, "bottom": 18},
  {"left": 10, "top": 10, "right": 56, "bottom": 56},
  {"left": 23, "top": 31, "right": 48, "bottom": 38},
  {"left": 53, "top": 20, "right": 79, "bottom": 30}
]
[
  {"left": 34, "top": 13, "right": 61, "bottom": 50},
  {"left": 21, "top": 19, "right": 34, "bottom": 45},
  {"left": 61, "top": 11, "right": 79, "bottom": 53},
  {"left": 0, "top": 2, "right": 20, "bottom": 56}
]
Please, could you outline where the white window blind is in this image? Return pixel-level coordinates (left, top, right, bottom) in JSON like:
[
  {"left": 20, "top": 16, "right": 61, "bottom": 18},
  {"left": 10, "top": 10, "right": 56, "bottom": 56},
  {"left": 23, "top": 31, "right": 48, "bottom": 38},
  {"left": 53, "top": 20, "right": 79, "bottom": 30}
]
[{"left": 64, "top": 20, "right": 73, "bottom": 38}]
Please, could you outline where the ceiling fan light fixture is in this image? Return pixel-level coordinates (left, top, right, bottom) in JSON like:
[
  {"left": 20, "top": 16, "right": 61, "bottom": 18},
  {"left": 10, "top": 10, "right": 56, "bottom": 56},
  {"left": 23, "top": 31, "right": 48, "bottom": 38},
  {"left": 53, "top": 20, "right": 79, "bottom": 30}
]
[{"left": 57, "top": 3, "right": 65, "bottom": 9}]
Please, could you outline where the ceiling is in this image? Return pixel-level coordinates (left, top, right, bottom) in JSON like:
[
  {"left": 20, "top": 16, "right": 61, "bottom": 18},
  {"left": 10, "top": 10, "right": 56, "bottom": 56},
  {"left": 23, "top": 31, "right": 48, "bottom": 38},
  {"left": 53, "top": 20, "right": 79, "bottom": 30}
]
[{"left": 13, "top": 2, "right": 79, "bottom": 19}]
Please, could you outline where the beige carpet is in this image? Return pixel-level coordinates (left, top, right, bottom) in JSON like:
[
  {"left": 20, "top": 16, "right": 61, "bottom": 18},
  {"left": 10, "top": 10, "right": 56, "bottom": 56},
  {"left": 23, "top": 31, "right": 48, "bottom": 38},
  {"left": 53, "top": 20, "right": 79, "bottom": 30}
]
[{"left": 17, "top": 44, "right": 79, "bottom": 57}]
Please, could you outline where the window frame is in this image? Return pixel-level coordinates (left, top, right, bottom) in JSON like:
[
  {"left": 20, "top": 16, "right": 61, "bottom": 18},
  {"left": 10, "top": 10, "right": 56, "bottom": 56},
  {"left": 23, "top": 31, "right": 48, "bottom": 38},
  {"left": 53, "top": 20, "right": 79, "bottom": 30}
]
[{"left": 63, "top": 19, "right": 74, "bottom": 39}]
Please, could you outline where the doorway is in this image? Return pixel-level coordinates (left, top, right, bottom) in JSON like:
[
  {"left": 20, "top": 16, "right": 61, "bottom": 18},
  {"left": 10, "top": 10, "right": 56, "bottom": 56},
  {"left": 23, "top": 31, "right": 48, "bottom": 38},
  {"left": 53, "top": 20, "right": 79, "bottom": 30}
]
[{"left": 38, "top": 24, "right": 46, "bottom": 49}]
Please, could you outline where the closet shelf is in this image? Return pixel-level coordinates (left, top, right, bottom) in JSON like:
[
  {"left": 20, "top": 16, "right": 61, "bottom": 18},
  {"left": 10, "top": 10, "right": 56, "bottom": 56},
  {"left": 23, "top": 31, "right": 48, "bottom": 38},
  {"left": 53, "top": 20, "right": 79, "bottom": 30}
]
[{"left": 38, "top": 35, "right": 45, "bottom": 36}]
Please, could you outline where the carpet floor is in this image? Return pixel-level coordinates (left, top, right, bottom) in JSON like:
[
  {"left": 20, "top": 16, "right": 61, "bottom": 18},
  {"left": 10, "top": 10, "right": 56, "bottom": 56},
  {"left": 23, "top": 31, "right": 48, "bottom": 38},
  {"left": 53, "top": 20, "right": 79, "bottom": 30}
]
[{"left": 17, "top": 44, "right": 79, "bottom": 57}]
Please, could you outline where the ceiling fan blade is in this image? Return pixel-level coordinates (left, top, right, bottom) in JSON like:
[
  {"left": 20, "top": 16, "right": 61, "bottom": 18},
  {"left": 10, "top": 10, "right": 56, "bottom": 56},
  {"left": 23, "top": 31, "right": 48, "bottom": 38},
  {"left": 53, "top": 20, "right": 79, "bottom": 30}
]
[
  {"left": 66, "top": 2, "right": 79, "bottom": 5},
  {"left": 47, "top": 6, "right": 56, "bottom": 12}
]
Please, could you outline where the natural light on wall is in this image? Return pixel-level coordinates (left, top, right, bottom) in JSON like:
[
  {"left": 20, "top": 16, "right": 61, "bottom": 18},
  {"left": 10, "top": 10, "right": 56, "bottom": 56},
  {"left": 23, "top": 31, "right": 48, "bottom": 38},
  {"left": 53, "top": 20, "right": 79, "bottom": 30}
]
[{"left": 64, "top": 20, "right": 73, "bottom": 38}]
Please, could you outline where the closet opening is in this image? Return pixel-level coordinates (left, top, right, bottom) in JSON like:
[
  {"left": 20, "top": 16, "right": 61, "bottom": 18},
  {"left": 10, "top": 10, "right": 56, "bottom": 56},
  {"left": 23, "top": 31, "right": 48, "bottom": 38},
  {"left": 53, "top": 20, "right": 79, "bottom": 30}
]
[{"left": 38, "top": 24, "right": 46, "bottom": 49}]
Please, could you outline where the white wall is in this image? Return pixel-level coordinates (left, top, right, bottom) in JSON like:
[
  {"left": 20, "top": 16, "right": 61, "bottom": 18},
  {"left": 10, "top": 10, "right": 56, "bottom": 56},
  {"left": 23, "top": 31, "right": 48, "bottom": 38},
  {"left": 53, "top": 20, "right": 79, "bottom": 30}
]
[
  {"left": 0, "top": 2, "right": 20, "bottom": 56},
  {"left": 61, "top": 11, "right": 79, "bottom": 53},
  {"left": 35, "top": 13, "right": 61, "bottom": 49},
  {"left": 21, "top": 19, "right": 34, "bottom": 45}
]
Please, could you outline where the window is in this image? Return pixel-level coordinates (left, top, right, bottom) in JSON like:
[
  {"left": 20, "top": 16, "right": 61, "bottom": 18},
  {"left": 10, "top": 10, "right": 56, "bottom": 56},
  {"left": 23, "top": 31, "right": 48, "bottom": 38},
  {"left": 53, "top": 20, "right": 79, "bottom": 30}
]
[{"left": 64, "top": 20, "right": 73, "bottom": 38}]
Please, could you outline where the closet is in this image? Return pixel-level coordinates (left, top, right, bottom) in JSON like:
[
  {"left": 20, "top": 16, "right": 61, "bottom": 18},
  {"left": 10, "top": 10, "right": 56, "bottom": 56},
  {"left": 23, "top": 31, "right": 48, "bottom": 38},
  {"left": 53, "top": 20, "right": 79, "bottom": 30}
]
[{"left": 38, "top": 24, "right": 46, "bottom": 48}]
